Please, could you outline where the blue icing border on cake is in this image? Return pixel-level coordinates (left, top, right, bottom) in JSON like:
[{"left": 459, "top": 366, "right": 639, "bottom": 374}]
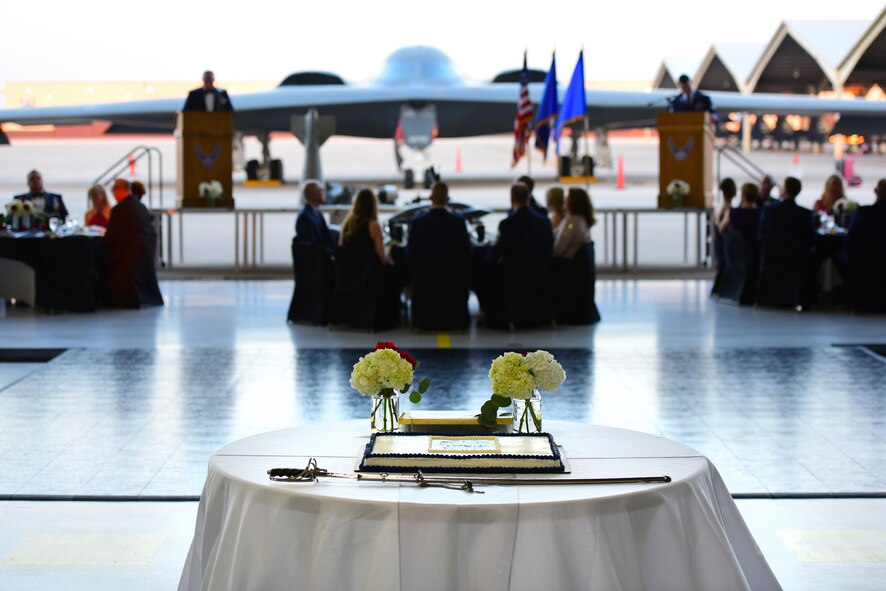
[{"left": 358, "top": 431, "right": 565, "bottom": 473}]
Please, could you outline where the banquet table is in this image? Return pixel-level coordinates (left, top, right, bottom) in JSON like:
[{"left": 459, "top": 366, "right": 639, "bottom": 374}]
[
  {"left": 0, "top": 234, "right": 102, "bottom": 311},
  {"left": 179, "top": 420, "right": 781, "bottom": 591}
]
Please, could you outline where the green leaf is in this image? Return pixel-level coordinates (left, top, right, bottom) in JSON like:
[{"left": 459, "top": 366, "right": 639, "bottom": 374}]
[
  {"left": 418, "top": 377, "right": 431, "bottom": 393},
  {"left": 480, "top": 400, "right": 498, "bottom": 418},
  {"left": 403, "top": 383, "right": 411, "bottom": 392},
  {"left": 492, "top": 394, "right": 511, "bottom": 408},
  {"left": 477, "top": 415, "right": 497, "bottom": 428},
  {"left": 409, "top": 392, "right": 421, "bottom": 404}
]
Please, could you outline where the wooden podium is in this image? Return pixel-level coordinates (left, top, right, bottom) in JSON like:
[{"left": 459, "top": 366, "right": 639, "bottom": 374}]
[
  {"left": 657, "top": 112, "right": 713, "bottom": 208},
  {"left": 175, "top": 111, "right": 234, "bottom": 208}
]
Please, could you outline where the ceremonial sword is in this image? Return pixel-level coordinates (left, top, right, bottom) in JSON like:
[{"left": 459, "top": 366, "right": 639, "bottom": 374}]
[{"left": 268, "top": 458, "right": 671, "bottom": 494}]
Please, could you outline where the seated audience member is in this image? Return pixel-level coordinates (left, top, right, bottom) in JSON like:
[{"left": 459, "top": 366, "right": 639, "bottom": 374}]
[
  {"left": 340, "top": 189, "right": 387, "bottom": 263},
  {"left": 331, "top": 189, "right": 400, "bottom": 328},
  {"left": 554, "top": 188, "right": 595, "bottom": 259},
  {"left": 724, "top": 183, "right": 760, "bottom": 248},
  {"left": 85, "top": 185, "right": 112, "bottom": 228},
  {"left": 482, "top": 183, "right": 554, "bottom": 327},
  {"left": 295, "top": 180, "right": 335, "bottom": 254},
  {"left": 102, "top": 179, "right": 163, "bottom": 308},
  {"left": 846, "top": 178, "right": 886, "bottom": 310},
  {"left": 758, "top": 177, "right": 814, "bottom": 248},
  {"left": 289, "top": 180, "right": 335, "bottom": 325},
  {"left": 516, "top": 175, "right": 548, "bottom": 217},
  {"left": 131, "top": 181, "right": 147, "bottom": 202},
  {"left": 545, "top": 187, "right": 566, "bottom": 230},
  {"left": 813, "top": 174, "right": 845, "bottom": 215},
  {"left": 15, "top": 169, "right": 68, "bottom": 219},
  {"left": 715, "top": 178, "right": 737, "bottom": 230},
  {"left": 406, "top": 182, "right": 471, "bottom": 266},
  {"left": 486, "top": 183, "right": 554, "bottom": 267},
  {"left": 758, "top": 174, "right": 776, "bottom": 208},
  {"left": 406, "top": 182, "right": 472, "bottom": 329}
]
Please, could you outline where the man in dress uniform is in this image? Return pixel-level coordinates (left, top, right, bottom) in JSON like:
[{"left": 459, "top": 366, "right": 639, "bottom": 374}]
[
  {"left": 183, "top": 71, "right": 233, "bottom": 112},
  {"left": 14, "top": 170, "right": 68, "bottom": 219}
]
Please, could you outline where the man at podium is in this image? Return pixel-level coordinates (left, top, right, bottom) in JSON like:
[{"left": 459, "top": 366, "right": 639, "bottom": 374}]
[
  {"left": 183, "top": 71, "right": 233, "bottom": 112},
  {"left": 669, "top": 74, "right": 718, "bottom": 123}
]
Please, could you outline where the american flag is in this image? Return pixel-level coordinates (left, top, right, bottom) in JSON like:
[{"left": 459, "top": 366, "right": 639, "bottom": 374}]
[{"left": 511, "top": 52, "right": 533, "bottom": 168}]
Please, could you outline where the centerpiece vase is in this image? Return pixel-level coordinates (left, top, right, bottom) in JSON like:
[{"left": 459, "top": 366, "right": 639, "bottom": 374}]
[
  {"left": 370, "top": 388, "right": 400, "bottom": 433},
  {"left": 513, "top": 389, "right": 543, "bottom": 433}
]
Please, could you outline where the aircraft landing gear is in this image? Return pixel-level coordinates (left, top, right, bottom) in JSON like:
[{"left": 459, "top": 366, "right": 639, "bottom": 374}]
[{"left": 246, "top": 133, "right": 284, "bottom": 181}]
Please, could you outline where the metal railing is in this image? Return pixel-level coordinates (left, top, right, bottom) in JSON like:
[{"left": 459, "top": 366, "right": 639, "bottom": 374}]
[
  {"left": 92, "top": 145, "right": 164, "bottom": 209},
  {"left": 149, "top": 205, "right": 713, "bottom": 273},
  {"left": 715, "top": 144, "right": 766, "bottom": 188}
]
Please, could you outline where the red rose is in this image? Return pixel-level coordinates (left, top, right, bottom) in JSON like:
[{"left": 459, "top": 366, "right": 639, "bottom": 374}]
[
  {"left": 399, "top": 351, "right": 417, "bottom": 368},
  {"left": 375, "top": 341, "right": 396, "bottom": 351}
]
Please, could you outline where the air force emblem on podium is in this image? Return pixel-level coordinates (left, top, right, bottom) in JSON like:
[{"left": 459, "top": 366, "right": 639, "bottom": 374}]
[
  {"left": 195, "top": 144, "right": 222, "bottom": 168},
  {"left": 667, "top": 138, "right": 695, "bottom": 162}
]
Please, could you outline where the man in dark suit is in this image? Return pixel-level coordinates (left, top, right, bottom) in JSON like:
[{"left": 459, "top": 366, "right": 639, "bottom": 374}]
[
  {"left": 294, "top": 180, "right": 335, "bottom": 254},
  {"left": 288, "top": 180, "right": 336, "bottom": 324},
  {"left": 846, "top": 178, "right": 886, "bottom": 310},
  {"left": 14, "top": 170, "right": 68, "bottom": 219},
  {"left": 758, "top": 174, "right": 777, "bottom": 208},
  {"left": 406, "top": 182, "right": 471, "bottom": 266},
  {"left": 183, "top": 71, "right": 233, "bottom": 112},
  {"left": 486, "top": 182, "right": 554, "bottom": 266},
  {"left": 481, "top": 182, "right": 554, "bottom": 326},
  {"left": 516, "top": 175, "right": 548, "bottom": 217},
  {"left": 757, "top": 177, "right": 814, "bottom": 248},
  {"left": 102, "top": 179, "right": 163, "bottom": 308},
  {"left": 669, "top": 75, "right": 719, "bottom": 123},
  {"left": 406, "top": 182, "right": 472, "bottom": 328}
]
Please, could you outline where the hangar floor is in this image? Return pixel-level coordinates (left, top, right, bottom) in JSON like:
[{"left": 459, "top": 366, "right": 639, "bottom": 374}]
[{"left": 0, "top": 279, "right": 884, "bottom": 589}]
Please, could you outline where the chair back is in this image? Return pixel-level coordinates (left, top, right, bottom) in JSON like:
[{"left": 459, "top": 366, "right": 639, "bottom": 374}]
[
  {"left": 756, "top": 233, "right": 809, "bottom": 308},
  {"left": 717, "top": 231, "right": 756, "bottom": 305}
]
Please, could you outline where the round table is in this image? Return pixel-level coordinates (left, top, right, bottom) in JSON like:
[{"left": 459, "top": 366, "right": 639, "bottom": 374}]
[{"left": 178, "top": 420, "right": 780, "bottom": 591}]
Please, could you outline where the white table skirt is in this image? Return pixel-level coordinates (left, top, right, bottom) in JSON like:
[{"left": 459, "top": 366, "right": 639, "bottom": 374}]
[{"left": 179, "top": 420, "right": 780, "bottom": 591}]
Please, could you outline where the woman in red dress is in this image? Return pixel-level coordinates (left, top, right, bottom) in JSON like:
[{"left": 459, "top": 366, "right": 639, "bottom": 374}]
[{"left": 85, "top": 184, "right": 112, "bottom": 227}]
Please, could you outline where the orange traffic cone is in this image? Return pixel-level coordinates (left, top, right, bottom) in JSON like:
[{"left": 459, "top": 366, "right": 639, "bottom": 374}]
[
  {"left": 129, "top": 154, "right": 136, "bottom": 176},
  {"left": 455, "top": 148, "right": 462, "bottom": 173}
]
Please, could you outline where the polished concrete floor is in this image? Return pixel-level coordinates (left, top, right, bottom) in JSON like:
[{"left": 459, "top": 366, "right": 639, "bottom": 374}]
[{"left": 1, "top": 279, "right": 885, "bottom": 589}]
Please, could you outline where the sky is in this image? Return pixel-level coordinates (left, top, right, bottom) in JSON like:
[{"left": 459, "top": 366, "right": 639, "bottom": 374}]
[{"left": 1, "top": 0, "right": 883, "bottom": 86}]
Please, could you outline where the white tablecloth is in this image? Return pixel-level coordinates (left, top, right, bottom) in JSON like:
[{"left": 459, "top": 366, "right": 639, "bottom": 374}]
[{"left": 179, "top": 420, "right": 780, "bottom": 591}]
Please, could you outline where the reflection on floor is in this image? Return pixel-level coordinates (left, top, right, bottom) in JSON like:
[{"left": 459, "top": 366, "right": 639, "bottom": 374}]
[
  {"left": 1, "top": 346, "right": 884, "bottom": 496},
  {"left": 1, "top": 279, "right": 885, "bottom": 589}
]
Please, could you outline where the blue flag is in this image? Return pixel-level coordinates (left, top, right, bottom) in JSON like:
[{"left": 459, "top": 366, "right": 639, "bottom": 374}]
[
  {"left": 555, "top": 51, "right": 587, "bottom": 155},
  {"left": 534, "top": 53, "right": 558, "bottom": 160}
]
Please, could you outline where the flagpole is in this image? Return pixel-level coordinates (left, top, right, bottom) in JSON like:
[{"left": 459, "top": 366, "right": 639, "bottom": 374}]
[
  {"left": 527, "top": 142, "right": 532, "bottom": 175},
  {"left": 583, "top": 117, "right": 590, "bottom": 189}
]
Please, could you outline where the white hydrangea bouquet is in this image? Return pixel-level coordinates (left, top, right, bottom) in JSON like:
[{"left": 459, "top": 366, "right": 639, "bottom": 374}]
[
  {"left": 666, "top": 179, "right": 690, "bottom": 206},
  {"left": 198, "top": 180, "right": 224, "bottom": 205},
  {"left": 350, "top": 342, "right": 430, "bottom": 432},
  {"left": 478, "top": 350, "right": 566, "bottom": 432},
  {"left": 833, "top": 198, "right": 858, "bottom": 214},
  {"left": 4, "top": 199, "right": 35, "bottom": 230}
]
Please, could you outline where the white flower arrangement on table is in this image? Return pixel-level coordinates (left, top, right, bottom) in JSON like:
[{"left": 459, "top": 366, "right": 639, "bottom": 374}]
[
  {"left": 3, "top": 200, "right": 37, "bottom": 230},
  {"left": 666, "top": 179, "right": 690, "bottom": 204},
  {"left": 833, "top": 198, "right": 858, "bottom": 213},
  {"left": 478, "top": 350, "right": 566, "bottom": 429},
  {"left": 198, "top": 180, "right": 224, "bottom": 202},
  {"left": 5, "top": 200, "right": 24, "bottom": 217},
  {"left": 350, "top": 342, "right": 430, "bottom": 432}
]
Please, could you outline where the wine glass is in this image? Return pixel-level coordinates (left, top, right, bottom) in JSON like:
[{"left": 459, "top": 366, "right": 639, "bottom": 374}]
[{"left": 48, "top": 217, "right": 61, "bottom": 234}]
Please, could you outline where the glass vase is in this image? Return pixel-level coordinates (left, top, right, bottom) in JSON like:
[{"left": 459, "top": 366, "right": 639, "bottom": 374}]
[
  {"left": 513, "top": 389, "right": 543, "bottom": 433},
  {"left": 370, "top": 389, "right": 400, "bottom": 433}
]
